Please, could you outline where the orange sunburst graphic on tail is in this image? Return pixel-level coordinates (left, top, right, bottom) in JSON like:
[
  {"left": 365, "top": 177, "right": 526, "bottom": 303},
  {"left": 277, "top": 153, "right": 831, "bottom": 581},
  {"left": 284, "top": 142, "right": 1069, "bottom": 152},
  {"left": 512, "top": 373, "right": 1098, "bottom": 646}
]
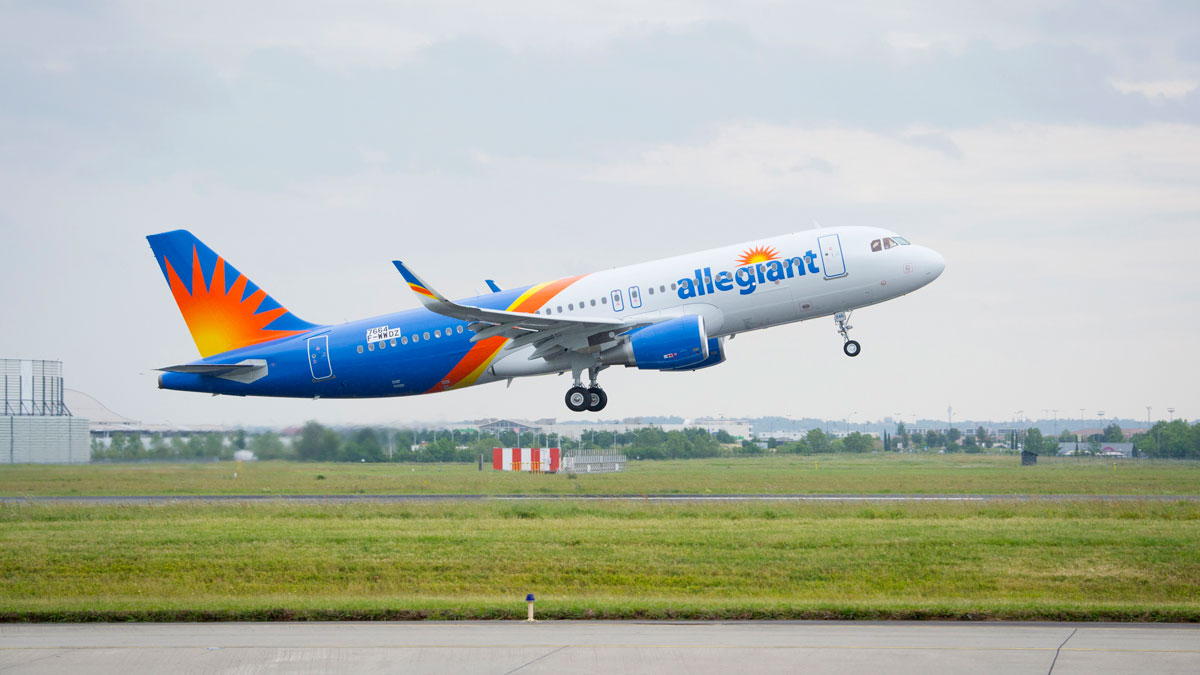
[
  {"left": 164, "top": 247, "right": 307, "bottom": 358},
  {"left": 737, "top": 245, "right": 780, "bottom": 266}
]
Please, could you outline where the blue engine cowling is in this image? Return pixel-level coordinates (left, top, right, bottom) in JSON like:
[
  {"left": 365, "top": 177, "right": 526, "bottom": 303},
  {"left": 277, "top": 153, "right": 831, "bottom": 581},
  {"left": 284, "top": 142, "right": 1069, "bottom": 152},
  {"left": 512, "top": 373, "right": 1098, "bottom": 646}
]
[
  {"left": 662, "top": 337, "right": 726, "bottom": 372},
  {"left": 629, "top": 315, "right": 710, "bottom": 370}
]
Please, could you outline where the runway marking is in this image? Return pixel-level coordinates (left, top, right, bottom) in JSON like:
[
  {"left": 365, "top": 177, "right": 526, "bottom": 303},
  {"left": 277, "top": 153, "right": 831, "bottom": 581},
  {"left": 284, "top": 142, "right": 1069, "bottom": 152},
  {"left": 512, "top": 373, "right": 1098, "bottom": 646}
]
[{"left": 3, "top": 646, "right": 1196, "bottom": 653}]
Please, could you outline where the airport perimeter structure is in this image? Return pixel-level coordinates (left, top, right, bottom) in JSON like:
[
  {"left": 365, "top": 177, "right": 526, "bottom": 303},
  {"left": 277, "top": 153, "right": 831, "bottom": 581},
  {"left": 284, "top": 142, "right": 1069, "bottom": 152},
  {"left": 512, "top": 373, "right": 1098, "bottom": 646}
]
[{"left": 1, "top": 359, "right": 90, "bottom": 464}]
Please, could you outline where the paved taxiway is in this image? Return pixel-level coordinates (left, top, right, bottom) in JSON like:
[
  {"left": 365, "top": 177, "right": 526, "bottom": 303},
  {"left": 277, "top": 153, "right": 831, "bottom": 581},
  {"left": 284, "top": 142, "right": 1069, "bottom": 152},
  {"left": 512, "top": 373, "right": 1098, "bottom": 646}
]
[
  {"left": 1, "top": 622, "right": 1196, "bottom": 674},
  {"left": 4, "top": 493, "right": 1198, "bottom": 504}
]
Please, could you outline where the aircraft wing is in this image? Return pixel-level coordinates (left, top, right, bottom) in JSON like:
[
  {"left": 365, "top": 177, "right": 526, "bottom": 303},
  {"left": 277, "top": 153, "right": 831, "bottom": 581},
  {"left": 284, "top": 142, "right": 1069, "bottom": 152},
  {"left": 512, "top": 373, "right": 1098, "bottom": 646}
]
[{"left": 394, "top": 261, "right": 646, "bottom": 360}]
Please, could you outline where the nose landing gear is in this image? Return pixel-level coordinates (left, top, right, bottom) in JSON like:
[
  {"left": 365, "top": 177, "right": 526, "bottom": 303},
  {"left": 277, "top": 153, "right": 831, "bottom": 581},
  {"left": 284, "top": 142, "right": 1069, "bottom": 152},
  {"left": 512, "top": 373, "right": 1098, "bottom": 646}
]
[
  {"left": 834, "top": 311, "right": 861, "bottom": 357},
  {"left": 565, "top": 365, "right": 608, "bottom": 412}
]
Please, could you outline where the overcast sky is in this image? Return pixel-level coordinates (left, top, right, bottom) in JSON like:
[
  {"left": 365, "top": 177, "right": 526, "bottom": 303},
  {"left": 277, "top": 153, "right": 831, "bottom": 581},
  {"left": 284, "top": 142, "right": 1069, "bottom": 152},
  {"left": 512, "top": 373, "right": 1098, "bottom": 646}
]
[{"left": 2, "top": 1, "right": 1198, "bottom": 428}]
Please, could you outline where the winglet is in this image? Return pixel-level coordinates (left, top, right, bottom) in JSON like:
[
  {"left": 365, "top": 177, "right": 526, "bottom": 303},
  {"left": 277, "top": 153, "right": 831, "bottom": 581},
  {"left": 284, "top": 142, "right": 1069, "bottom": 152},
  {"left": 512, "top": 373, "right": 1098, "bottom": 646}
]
[
  {"left": 485, "top": 279, "right": 502, "bottom": 293},
  {"left": 393, "top": 261, "right": 450, "bottom": 307}
]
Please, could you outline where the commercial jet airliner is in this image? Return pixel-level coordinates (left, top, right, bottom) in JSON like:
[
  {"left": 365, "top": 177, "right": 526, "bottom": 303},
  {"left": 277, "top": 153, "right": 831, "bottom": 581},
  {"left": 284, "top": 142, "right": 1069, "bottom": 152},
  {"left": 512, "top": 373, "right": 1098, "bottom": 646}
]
[{"left": 149, "top": 228, "right": 944, "bottom": 411}]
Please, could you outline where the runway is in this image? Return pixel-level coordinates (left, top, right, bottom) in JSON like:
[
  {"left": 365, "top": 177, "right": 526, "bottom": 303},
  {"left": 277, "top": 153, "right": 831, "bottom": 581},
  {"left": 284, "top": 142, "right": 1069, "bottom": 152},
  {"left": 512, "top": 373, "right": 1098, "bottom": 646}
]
[
  {"left": 3, "top": 493, "right": 1198, "bottom": 504},
  {"left": 1, "top": 621, "right": 1196, "bottom": 674}
]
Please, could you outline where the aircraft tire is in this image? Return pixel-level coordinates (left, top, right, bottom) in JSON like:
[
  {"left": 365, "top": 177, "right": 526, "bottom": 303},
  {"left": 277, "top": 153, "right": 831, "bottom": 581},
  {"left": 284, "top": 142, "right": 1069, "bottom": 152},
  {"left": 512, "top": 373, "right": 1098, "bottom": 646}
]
[
  {"left": 843, "top": 340, "right": 861, "bottom": 357},
  {"left": 586, "top": 388, "right": 608, "bottom": 412},
  {"left": 565, "top": 386, "right": 590, "bottom": 412}
]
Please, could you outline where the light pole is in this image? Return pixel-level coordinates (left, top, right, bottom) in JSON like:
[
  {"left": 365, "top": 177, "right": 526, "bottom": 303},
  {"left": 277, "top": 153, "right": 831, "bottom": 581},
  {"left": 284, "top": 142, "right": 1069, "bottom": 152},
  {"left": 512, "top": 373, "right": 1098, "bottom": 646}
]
[
  {"left": 1079, "top": 408, "right": 1085, "bottom": 438},
  {"left": 1168, "top": 408, "right": 1175, "bottom": 422},
  {"left": 845, "top": 411, "right": 857, "bottom": 436},
  {"left": 1146, "top": 406, "right": 1151, "bottom": 427}
]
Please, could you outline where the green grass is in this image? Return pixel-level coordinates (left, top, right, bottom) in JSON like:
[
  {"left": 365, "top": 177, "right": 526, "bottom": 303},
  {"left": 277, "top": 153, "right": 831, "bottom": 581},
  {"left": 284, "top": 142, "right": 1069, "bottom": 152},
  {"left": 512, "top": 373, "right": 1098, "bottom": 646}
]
[
  {"left": 2, "top": 500, "right": 1199, "bottom": 622},
  {"left": 3, "top": 455, "right": 1200, "bottom": 496}
]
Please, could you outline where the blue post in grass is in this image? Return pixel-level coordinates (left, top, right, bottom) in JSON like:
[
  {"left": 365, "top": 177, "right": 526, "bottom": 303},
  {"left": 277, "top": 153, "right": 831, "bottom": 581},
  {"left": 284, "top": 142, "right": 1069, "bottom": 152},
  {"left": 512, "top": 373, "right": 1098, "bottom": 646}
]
[{"left": 526, "top": 594, "right": 536, "bottom": 622}]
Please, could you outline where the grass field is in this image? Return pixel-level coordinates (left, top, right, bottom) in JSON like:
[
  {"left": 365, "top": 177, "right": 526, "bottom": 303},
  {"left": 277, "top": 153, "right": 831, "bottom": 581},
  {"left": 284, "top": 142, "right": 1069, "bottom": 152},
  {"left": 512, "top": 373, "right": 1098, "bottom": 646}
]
[
  {"left": 2, "top": 500, "right": 1199, "bottom": 622},
  {"left": 3, "top": 454, "right": 1200, "bottom": 496}
]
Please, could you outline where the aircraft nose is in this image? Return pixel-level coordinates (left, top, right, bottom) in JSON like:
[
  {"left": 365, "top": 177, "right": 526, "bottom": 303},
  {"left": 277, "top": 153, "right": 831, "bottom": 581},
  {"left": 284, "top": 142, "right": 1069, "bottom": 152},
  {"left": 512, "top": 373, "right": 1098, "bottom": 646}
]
[{"left": 927, "top": 248, "right": 945, "bottom": 279}]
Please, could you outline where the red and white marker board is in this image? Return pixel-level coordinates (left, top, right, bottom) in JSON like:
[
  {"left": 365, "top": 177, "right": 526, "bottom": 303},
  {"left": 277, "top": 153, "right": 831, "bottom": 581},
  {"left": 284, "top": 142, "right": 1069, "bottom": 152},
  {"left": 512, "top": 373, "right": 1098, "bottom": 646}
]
[{"left": 493, "top": 448, "right": 560, "bottom": 473}]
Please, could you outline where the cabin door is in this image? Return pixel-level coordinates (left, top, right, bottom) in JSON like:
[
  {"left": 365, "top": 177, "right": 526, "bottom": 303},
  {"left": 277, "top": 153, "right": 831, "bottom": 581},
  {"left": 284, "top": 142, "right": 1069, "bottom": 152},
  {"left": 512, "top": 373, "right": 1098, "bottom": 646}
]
[
  {"left": 817, "top": 233, "right": 847, "bottom": 279},
  {"left": 307, "top": 335, "right": 332, "bottom": 380}
]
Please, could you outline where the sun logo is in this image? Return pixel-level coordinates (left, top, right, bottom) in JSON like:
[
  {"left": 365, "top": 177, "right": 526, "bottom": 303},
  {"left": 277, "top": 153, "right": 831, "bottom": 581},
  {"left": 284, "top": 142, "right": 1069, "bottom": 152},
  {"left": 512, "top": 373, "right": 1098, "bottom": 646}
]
[
  {"left": 164, "top": 247, "right": 306, "bottom": 358},
  {"left": 736, "top": 245, "right": 780, "bottom": 266}
]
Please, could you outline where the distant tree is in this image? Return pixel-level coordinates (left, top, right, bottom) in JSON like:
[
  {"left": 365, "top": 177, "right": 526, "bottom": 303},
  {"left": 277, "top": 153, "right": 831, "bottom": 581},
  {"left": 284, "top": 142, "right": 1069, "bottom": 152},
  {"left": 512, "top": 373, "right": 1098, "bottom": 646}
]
[
  {"left": 1024, "top": 428, "right": 1048, "bottom": 455},
  {"left": 296, "top": 422, "right": 335, "bottom": 461},
  {"left": 342, "top": 428, "right": 385, "bottom": 462},
  {"left": 1058, "top": 429, "right": 1077, "bottom": 443},
  {"left": 806, "top": 429, "right": 832, "bottom": 454},
  {"left": 925, "top": 429, "right": 943, "bottom": 449},
  {"left": 946, "top": 428, "right": 962, "bottom": 444},
  {"left": 714, "top": 429, "right": 735, "bottom": 444},
  {"left": 842, "top": 432, "right": 874, "bottom": 454},
  {"left": 148, "top": 433, "right": 169, "bottom": 459},
  {"left": 975, "top": 426, "right": 989, "bottom": 448},
  {"left": 250, "top": 432, "right": 289, "bottom": 460},
  {"left": 234, "top": 429, "right": 247, "bottom": 450},
  {"left": 1102, "top": 424, "right": 1124, "bottom": 443}
]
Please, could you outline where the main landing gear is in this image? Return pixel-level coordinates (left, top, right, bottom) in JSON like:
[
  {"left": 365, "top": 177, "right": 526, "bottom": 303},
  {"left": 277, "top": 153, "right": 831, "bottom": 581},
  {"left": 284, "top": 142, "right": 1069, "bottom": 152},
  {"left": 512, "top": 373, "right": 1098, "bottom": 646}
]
[
  {"left": 834, "top": 311, "right": 861, "bottom": 357},
  {"left": 565, "top": 365, "right": 608, "bottom": 412}
]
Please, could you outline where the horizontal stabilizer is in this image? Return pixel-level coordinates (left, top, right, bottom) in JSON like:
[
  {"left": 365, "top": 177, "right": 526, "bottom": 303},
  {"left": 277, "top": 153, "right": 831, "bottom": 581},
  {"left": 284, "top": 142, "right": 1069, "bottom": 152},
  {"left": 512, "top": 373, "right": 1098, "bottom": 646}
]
[{"left": 157, "top": 359, "right": 268, "bottom": 384}]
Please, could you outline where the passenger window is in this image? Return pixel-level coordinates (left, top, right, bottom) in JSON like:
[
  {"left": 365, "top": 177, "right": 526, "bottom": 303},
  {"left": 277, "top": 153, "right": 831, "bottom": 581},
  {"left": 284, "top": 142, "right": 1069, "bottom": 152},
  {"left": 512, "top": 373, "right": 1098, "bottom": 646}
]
[
  {"left": 871, "top": 239, "right": 882, "bottom": 252},
  {"left": 557, "top": 306, "right": 562, "bottom": 313},
  {"left": 390, "top": 338, "right": 397, "bottom": 347},
  {"left": 568, "top": 304, "right": 574, "bottom": 311},
  {"left": 368, "top": 342, "right": 375, "bottom": 351},
  {"left": 423, "top": 332, "right": 430, "bottom": 340},
  {"left": 670, "top": 283, "right": 677, "bottom": 291},
  {"left": 456, "top": 325, "right": 463, "bottom": 334},
  {"left": 413, "top": 334, "right": 419, "bottom": 343},
  {"left": 648, "top": 287, "right": 654, "bottom": 295},
  {"left": 601, "top": 296, "right": 607, "bottom": 305},
  {"left": 357, "top": 345, "right": 364, "bottom": 354},
  {"left": 379, "top": 340, "right": 386, "bottom": 349},
  {"left": 434, "top": 329, "right": 441, "bottom": 338},
  {"left": 401, "top": 336, "right": 408, "bottom": 345},
  {"left": 660, "top": 285, "right": 666, "bottom": 293},
  {"left": 590, "top": 299, "right": 596, "bottom": 306}
]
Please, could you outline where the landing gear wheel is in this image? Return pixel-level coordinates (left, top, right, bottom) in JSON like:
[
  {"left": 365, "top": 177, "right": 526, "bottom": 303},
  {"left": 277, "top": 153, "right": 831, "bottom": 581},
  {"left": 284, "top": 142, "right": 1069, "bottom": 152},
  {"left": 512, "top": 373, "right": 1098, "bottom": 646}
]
[
  {"left": 586, "top": 387, "right": 608, "bottom": 412},
  {"left": 565, "top": 386, "right": 590, "bottom": 412},
  {"left": 843, "top": 340, "right": 861, "bottom": 357}
]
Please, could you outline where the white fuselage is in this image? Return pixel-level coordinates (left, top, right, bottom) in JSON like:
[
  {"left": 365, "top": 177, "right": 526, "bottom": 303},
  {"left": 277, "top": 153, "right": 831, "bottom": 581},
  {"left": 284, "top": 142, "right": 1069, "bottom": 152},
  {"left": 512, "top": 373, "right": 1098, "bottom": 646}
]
[{"left": 483, "top": 226, "right": 944, "bottom": 381}]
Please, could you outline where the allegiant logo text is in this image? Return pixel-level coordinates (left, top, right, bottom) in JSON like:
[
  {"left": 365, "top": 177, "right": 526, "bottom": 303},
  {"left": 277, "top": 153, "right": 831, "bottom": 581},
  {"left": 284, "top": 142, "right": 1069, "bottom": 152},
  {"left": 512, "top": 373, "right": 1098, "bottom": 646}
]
[{"left": 677, "top": 251, "right": 820, "bottom": 299}]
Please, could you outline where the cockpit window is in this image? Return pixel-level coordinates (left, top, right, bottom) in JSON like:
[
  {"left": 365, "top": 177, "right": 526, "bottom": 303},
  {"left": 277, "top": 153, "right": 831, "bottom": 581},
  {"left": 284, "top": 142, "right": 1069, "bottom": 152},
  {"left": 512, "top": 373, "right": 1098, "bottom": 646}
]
[{"left": 873, "top": 236, "right": 912, "bottom": 252}]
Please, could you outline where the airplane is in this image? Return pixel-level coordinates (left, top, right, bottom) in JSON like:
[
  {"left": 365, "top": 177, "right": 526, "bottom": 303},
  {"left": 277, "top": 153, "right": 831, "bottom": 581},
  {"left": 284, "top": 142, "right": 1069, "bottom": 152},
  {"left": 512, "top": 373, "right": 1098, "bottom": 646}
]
[{"left": 148, "top": 227, "right": 944, "bottom": 412}]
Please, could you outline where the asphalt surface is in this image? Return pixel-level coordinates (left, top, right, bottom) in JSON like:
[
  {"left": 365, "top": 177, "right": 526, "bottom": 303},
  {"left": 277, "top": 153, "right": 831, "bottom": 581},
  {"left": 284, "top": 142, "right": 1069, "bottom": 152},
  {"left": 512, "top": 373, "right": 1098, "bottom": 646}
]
[
  {"left": 2, "top": 493, "right": 1198, "bottom": 504},
  {"left": 1, "top": 621, "right": 1197, "bottom": 674}
]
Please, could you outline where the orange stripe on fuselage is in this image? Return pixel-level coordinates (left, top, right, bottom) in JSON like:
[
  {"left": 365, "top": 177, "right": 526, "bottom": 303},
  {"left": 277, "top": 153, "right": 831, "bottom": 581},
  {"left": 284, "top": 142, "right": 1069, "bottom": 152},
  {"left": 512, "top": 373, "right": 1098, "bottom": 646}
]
[{"left": 422, "top": 274, "right": 588, "bottom": 393}]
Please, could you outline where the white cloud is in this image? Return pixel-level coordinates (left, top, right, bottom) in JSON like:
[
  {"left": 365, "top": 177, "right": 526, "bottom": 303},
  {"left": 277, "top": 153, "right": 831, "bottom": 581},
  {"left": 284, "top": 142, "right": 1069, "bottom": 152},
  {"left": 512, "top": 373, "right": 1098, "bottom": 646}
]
[
  {"left": 1109, "top": 79, "right": 1198, "bottom": 99},
  {"left": 585, "top": 123, "right": 1200, "bottom": 220}
]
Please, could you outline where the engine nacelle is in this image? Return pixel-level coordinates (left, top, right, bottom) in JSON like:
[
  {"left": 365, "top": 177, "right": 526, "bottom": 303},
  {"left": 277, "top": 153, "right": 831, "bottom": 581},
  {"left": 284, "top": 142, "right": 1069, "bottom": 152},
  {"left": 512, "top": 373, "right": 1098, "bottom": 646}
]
[
  {"left": 661, "top": 337, "right": 726, "bottom": 372},
  {"left": 627, "top": 315, "right": 710, "bottom": 370}
]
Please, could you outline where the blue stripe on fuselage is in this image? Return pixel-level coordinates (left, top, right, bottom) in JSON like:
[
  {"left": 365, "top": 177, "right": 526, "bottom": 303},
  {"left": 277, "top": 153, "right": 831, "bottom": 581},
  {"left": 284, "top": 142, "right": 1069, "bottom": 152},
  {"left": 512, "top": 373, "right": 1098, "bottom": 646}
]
[{"left": 159, "top": 285, "right": 536, "bottom": 398}]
